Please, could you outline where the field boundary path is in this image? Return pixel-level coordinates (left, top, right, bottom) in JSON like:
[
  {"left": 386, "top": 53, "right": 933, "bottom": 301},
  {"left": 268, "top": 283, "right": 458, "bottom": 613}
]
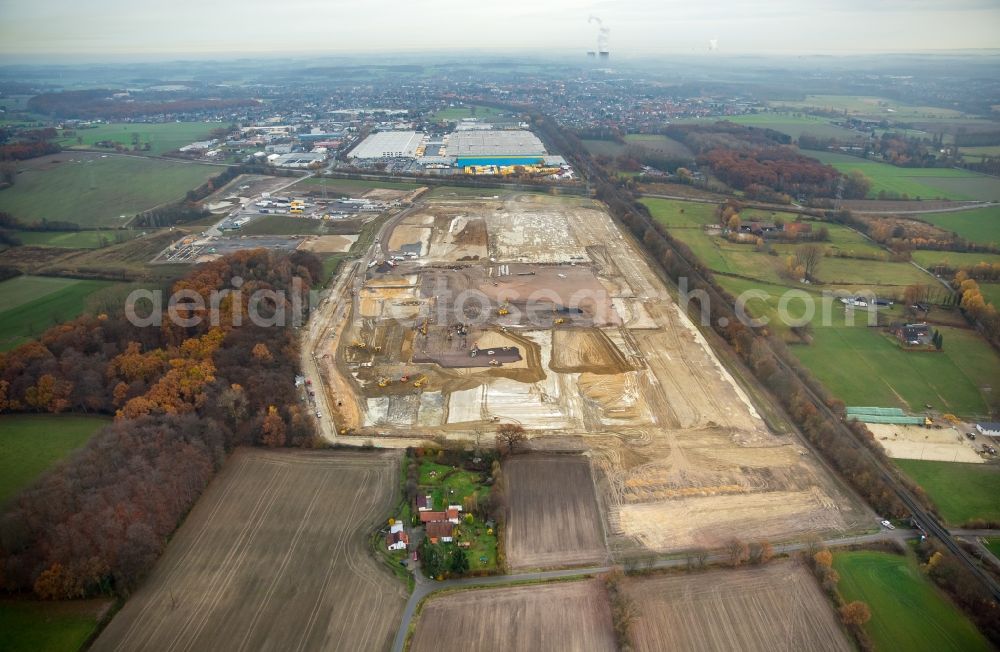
[{"left": 390, "top": 529, "right": 915, "bottom": 652}]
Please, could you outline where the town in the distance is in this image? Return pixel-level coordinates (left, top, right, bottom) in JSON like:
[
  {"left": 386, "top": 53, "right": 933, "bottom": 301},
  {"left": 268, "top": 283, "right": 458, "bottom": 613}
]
[{"left": 0, "top": 22, "right": 999, "bottom": 652}]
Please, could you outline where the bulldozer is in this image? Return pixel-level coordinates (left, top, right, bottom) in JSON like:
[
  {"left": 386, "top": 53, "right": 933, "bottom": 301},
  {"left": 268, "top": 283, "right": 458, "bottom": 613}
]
[
  {"left": 554, "top": 318, "right": 566, "bottom": 325},
  {"left": 496, "top": 301, "right": 510, "bottom": 316},
  {"left": 351, "top": 339, "right": 368, "bottom": 350},
  {"left": 377, "top": 376, "right": 390, "bottom": 388}
]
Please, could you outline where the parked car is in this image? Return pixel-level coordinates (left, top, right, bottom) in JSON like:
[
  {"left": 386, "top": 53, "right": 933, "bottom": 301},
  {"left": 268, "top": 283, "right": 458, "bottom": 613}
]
[{"left": 880, "top": 519, "right": 895, "bottom": 530}]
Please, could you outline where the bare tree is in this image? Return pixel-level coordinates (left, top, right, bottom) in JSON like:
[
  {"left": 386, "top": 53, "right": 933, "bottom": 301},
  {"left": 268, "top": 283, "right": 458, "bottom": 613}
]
[
  {"left": 496, "top": 423, "right": 527, "bottom": 456},
  {"left": 794, "top": 243, "right": 824, "bottom": 280},
  {"left": 726, "top": 538, "right": 749, "bottom": 567}
]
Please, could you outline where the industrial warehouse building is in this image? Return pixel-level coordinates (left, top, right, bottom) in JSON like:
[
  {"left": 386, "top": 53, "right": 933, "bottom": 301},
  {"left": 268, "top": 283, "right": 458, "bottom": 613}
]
[
  {"left": 444, "top": 129, "right": 546, "bottom": 158},
  {"left": 349, "top": 131, "right": 424, "bottom": 159}
]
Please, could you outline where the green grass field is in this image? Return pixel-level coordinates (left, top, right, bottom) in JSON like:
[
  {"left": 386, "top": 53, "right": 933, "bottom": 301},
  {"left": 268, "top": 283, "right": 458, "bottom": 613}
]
[
  {"left": 430, "top": 105, "right": 502, "bottom": 121},
  {"left": 772, "top": 95, "right": 966, "bottom": 120},
  {"left": 10, "top": 229, "right": 140, "bottom": 249},
  {"left": 723, "top": 113, "right": 860, "bottom": 140},
  {"left": 979, "top": 282, "right": 1000, "bottom": 308},
  {"left": 893, "top": 460, "right": 1000, "bottom": 525},
  {"left": 622, "top": 133, "right": 694, "bottom": 158},
  {"left": 961, "top": 145, "right": 1000, "bottom": 162},
  {"left": 0, "top": 275, "right": 114, "bottom": 350},
  {"left": 238, "top": 215, "right": 357, "bottom": 236},
  {"left": 833, "top": 551, "right": 990, "bottom": 652},
  {"left": 807, "top": 151, "right": 1000, "bottom": 201},
  {"left": 0, "top": 153, "right": 218, "bottom": 227},
  {"left": 986, "top": 538, "right": 1000, "bottom": 558},
  {"left": 912, "top": 250, "right": 1000, "bottom": 271},
  {"left": 793, "top": 323, "right": 999, "bottom": 417},
  {"left": 0, "top": 414, "right": 109, "bottom": 504},
  {"left": 913, "top": 205, "right": 1000, "bottom": 246},
  {"left": 0, "top": 598, "right": 111, "bottom": 652},
  {"left": 292, "top": 176, "right": 421, "bottom": 194},
  {"left": 57, "top": 121, "right": 219, "bottom": 156}
]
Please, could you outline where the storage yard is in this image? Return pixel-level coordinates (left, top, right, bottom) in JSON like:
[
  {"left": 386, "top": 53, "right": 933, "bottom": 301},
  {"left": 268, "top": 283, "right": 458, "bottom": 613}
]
[
  {"left": 92, "top": 449, "right": 406, "bottom": 652},
  {"left": 308, "top": 191, "right": 869, "bottom": 554},
  {"left": 408, "top": 580, "right": 616, "bottom": 652},
  {"left": 624, "top": 563, "right": 852, "bottom": 652}
]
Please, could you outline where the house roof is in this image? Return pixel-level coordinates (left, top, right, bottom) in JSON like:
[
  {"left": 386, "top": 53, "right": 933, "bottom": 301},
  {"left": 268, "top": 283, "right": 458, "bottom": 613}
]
[
  {"left": 978, "top": 422, "right": 1000, "bottom": 431},
  {"left": 420, "top": 511, "right": 447, "bottom": 523},
  {"left": 446, "top": 507, "right": 460, "bottom": 520},
  {"left": 426, "top": 521, "right": 454, "bottom": 538},
  {"left": 386, "top": 531, "right": 409, "bottom": 545},
  {"left": 416, "top": 495, "right": 430, "bottom": 508}
]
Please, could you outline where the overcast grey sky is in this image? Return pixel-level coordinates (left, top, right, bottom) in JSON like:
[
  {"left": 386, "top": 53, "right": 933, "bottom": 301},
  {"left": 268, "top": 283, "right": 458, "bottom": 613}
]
[{"left": 1, "top": 0, "right": 998, "bottom": 60}]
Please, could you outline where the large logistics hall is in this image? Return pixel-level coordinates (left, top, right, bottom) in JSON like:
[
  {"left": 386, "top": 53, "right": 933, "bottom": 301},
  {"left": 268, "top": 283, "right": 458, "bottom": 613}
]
[{"left": 348, "top": 131, "right": 424, "bottom": 158}]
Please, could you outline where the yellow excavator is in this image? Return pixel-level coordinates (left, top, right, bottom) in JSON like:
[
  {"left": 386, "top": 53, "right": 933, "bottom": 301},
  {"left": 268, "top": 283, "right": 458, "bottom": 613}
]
[
  {"left": 377, "top": 376, "right": 390, "bottom": 388},
  {"left": 412, "top": 375, "right": 427, "bottom": 389},
  {"left": 497, "top": 301, "right": 510, "bottom": 316}
]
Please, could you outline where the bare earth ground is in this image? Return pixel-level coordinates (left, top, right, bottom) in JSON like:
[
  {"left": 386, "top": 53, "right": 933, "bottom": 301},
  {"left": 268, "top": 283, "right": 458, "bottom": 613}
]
[
  {"left": 624, "top": 562, "right": 852, "bottom": 652},
  {"left": 504, "top": 454, "right": 608, "bottom": 569},
  {"left": 92, "top": 448, "right": 405, "bottom": 652},
  {"left": 869, "top": 423, "right": 984, "bottom": 463},
  {"left": 314, "top": 193, "right": 870, "bottom": 555},
  {"left": 409, "top": 579, "right": 616, "bottom": 652}
]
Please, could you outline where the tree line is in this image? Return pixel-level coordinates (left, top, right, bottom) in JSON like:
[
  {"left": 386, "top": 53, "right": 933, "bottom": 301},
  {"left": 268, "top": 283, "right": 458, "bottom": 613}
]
[{"left": 0, "top": 249, "right": 322, "bottom": 599}]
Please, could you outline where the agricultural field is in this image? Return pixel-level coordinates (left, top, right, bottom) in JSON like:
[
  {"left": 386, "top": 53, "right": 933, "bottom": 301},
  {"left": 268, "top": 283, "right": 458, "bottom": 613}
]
[
  {"left": 409, "top": 579, "right": 616, "bottom": 652},
  {"left": 833, "top": 551, "right": 991, "bottom": 652},
  {"left": 807, "top": 151, "right": 1000, "bottom": 201},
  {"left": 0, "top": 598, "right": 112, "bottom": 652},
  {"left": 892, "top": 460, "right": 1000, "bottom": 525},
  {"left": 92, "top": 448, "right": 407, "bottom": 652},
  {"left": 9, "top": 229, "right": 139, "bottom": 249},
  {"left": 961, "top": 145, "right": 1000, "bottom": 162},
  {"left": 503, "top": 454, "right": 607, "bottom": 569},
  {"left": 912, "top": 249, "right": 1000, "bottom": 272},
  {"left": 430, "top": 105, "right": 503, "bottom": 121},
  {"left": 239, "top": 214, "right": 357, "bottom": 236},
  {"left": 624, "top": 562, "right": 851, "bottom": 652},
  {"left": 0, "top": 152, "right": 217, "bottom": 227},
  {"left": 771, "top": 95, "right": 966, "bottom": 120},
  {"left": 56, "top": 121, "right": 219, "bottom": 156},
  {"left": 912, "top": 205, "right": 1000, "bottom": 246},
  {"left": 979, "top": 282, "right": 1000, "bottom": 307},
  {"left": 723, "top": 112, "right": 860, "bottom": 140},
  {"left": 0, "top": 275, "right": 115, "bottom": 351},
  {"left": 0, "top": 414, "right": 109, "bottom": 504},
  {"left": 791, "top": 323, "right": 999, "bottom": 417}
]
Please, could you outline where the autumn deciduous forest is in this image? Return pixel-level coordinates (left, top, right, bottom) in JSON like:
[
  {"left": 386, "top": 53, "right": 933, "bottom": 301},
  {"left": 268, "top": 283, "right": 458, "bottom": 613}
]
[{"left": 0, "top": 249, "right": 322, "bottom": 599}]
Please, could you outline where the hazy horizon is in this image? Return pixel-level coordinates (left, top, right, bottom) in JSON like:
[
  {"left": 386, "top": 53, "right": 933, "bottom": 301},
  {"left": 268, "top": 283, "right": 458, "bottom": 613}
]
[{"left": 1, "top": 0, "right": 998, "bottom": 63}]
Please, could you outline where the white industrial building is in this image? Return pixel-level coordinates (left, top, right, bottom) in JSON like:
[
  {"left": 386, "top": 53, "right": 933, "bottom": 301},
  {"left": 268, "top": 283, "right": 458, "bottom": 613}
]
[
  {"left": 444, "top": 129, "right": 546, "bottom": 157},
  {"left": 349, "top": 131, "right": 424, "bottom": 159}
]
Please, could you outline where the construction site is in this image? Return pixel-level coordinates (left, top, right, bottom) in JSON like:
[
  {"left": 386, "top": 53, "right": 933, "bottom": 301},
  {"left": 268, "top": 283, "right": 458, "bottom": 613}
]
[{"left": 304, "top": 190, "right": 870, "bottom": 554}]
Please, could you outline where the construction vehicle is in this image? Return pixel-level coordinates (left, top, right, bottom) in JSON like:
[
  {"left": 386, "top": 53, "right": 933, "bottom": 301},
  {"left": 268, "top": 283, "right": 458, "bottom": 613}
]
[
  {"left": 554, "top": 318, "right": 566, "bottom": 325},
  {"left": 377, "top": 376, "right": 390, "bottom": 388},
  {"left": 420, "top": 319, "right": 428, "bottom": 336},
  {"left": 351, "top": 339, "right": 367, "bottom": 349},
  {"left": 489, "top": 359, "right": 500, "bottom": 366},
  {"left": 496, "top": 302, "right": 509, "bottom": 316},
  {"left": 374, "top": 345, "right": 382, "bottom": 353},
  {"left": 412, "top": 375, "right": 427, "bottom": 388}
]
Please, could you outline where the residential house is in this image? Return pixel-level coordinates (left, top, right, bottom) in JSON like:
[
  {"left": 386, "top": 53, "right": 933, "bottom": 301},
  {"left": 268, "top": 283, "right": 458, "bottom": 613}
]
[
  {"left": 420, "top": 510, "right": 447, "bottom": 523},
  {"left": 426, "top": 521, "right": 454, "bottom": 544},
  {"left": 416, "top": 494, "right": 433, "bottom": 511},
  {"left": 386, "top": 530, "right": 409, "bottom": 551}
]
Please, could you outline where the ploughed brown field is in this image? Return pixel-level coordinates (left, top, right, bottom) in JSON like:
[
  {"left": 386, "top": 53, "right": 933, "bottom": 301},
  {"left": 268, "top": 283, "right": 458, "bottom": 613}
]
[
  {"left": 504, "top": 453, "right": 608, "bottom": 569},
  {"left": 409, "top": 579, "right": 616, "bottom": 652},
  {"left": 92, "top": 448, "right": 405, "bottom": 652},
  {"left": 624, "top": 562, "right": 852, "bottom": 652}
]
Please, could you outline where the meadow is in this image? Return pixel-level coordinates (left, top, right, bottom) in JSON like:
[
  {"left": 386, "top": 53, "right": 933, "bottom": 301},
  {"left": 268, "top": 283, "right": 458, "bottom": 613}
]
[
  {"left": 56, "top": 121, "right": 219, "bottom": 155},
  {"left": 771, "top": 95, "right": 966, "bottom": 120},
  {"left": 893, "top": 460, "right": 1000, "bottom": 525},
  {"left": 430, "top": 105, "right": 502, "bottom": 121},
  {"left": 807, "top": 151, "right": 1000, "bottom": 201},
  {"left": 11, "top": 229, "right": 139, "bottom": 249},
  {"left": 0, "top": 153, "right": 217, "bottom": 227},
  {"left": 0, "top": 275, "right": 114, "bottom": 350},
  {"left": 833, "top": 551, "right": 990, "bottom": 652},
  {"left": 0, "top": 414, "right": 109, "bottom": 504},
  {"left": 913, "top": 205, "right": 1000, "bottom": 246},
  {"left": 961, "top": 145, "right": 1000, "bottom": 162},
  {"left": 912, "top": 250, "right": 1000, "bottom": 271},
  {"left": 723, "top": 112, "right": 860, "bottom": 140},
  {"left": 0, "top": 598, "right": 111, "bottom": 652},
  {"left": 640, "top": 199, "right": 1000, "bottom": 417}
]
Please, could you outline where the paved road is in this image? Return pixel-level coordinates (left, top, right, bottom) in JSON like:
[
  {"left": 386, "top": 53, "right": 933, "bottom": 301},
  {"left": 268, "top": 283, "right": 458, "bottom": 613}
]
[{"left": 389, "top": 529, "right": 913, "bottom": 652}]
